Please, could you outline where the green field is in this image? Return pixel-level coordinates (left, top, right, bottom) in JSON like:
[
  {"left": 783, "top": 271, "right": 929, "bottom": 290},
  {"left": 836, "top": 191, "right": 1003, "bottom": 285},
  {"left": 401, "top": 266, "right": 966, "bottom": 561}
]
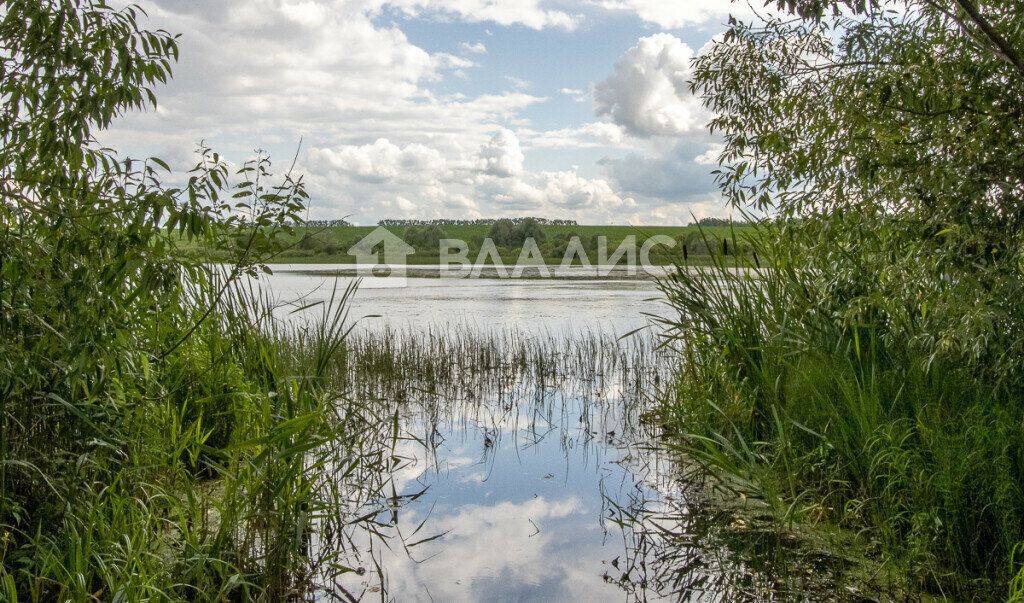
[{"left": 268, "top": 223, "right": 755, "bottom": 265}]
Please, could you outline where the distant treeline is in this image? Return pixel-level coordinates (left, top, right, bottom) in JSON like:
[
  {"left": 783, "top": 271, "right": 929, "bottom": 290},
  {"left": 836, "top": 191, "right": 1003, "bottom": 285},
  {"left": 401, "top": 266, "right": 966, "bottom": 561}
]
[
  {"left": 289, "top": 219, "right": 353, "bottom": 227},
  {"left": 285, "top": 217, "right": 745, "bottom": 228},
  {"left": 378, "top": 217, "right": 578, "bottom": 226},
  {"left": 693, "top": 216, "right": 749, "bottom": 227}
]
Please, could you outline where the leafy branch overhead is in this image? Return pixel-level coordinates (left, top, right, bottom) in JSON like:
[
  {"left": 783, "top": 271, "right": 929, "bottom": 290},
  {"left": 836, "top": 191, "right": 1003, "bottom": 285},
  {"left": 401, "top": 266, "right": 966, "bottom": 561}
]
[{"left": 695, "top": 0, "right": 1024, "bottom": 246}]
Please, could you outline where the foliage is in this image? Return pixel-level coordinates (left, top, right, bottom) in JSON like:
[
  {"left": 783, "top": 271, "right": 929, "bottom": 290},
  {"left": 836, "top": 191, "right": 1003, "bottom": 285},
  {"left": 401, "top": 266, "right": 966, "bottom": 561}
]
[
  {"left": 1013, "top": 543, "right": 1024, "bottom": 602},
  {"left": 661, "top": 0, "right": 1024, "bottom": 596},
  {"left": 487, "top": 218, "right": 518, "bottom": 247},
  {"left": 197, "top": 223, "right": 756, "bottom": 265},
  {"left": 0, "top": 1, "right": 388, "bottom": 598},
  {"left": 296, "top": 229, "right": 343, "bottom": 255},
  {"left": 550, "top": 230, "right": 585, "bottom": 257},
  {"left": 659, "top": 229, "right": 1024, "bottom": 595},
  {"left": 486, "top": 217, "right": 547, "bottom": 248},
  {"left": 379, "top": 216, "right": 577, "bottom": 226},
  {"left": 515, "top": 217, "right": 546, "bottom": 245},
  {"left": 300, "top": 218, "right": 352, "bottom": 227},
  {"left": 402, "top": 223, "right": 447, "bottom": 252},
  {"left": 694, "top": 217, "right": 747, "bottom": 227},
  {"left": 691, "top": 0, "right": 1024, "bottom": 389}
]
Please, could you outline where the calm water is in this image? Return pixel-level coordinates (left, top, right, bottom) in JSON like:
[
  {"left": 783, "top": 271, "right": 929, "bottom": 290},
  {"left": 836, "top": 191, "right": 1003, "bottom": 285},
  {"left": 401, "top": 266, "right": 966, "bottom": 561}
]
[
  {"left": 259, "top": 266, "right": 819, "bottom": 601},
  {"left": 345, "top": 368, "right": 682, "bottom": 600},
  {"left": 261, "top": 264, "right": 668, "bottom": 336}
]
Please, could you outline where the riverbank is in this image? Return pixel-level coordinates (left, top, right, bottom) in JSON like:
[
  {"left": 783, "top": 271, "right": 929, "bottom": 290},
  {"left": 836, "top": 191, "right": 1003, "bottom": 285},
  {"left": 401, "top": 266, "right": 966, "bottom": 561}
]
[
  {"left": 265, "top": 252, "right": 732, "bottom": 267},
  {"left": 175, "top": 222, "right": 760, "bottom": 267}
]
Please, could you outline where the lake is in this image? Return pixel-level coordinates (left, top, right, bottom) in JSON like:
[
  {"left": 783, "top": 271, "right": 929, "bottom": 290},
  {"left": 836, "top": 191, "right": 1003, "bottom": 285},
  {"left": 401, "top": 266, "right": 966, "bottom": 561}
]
[
  {"left": 259, "top": 265, "right": 832, "bottom": 601},
  {"left": 263, "top": 263, "right": 669, "bottom": 336}
]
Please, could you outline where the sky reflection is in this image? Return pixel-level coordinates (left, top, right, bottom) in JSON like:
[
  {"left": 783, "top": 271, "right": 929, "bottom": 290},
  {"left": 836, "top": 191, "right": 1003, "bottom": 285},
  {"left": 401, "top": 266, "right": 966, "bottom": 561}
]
[{"left": 355, "top": 389, "right": 669, "bottom": 602}]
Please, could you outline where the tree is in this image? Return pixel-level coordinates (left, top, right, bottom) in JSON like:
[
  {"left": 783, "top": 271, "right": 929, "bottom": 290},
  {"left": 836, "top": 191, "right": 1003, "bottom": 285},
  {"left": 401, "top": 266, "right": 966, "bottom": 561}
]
[
  {"left": 515, "top": 217, "right": 546, "bottom": 245},
  {"left": 695, "top": 0, "right": 1023, "bottom": 224},
  {"left": 692, "top": 0, "right": 1024, "bottom": 386},
  {"left": 488, "top": 218, "right": 518, "bottom": 247},
  {"left": 0, "top": 1, "right": 308, "bottom": 594},
  {"left": 403, "top": 223, "right": 447, "bottom": 252},
  {"left": 671, "top": 2, "right": 1024, "bottom": 590}
]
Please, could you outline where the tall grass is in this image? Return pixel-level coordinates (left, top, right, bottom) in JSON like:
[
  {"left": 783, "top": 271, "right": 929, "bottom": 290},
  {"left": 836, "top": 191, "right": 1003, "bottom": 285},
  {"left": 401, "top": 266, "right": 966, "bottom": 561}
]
[
  {"left": 0, "top": 269, "right": 396, "bottom": 600},
  {"left": 1011, "top": 543, "right": 1024, "bottom": 602},
  {"left": 656, "top": 223, "right": 1024, "bottom": 598},
  {"left": 337, "top": 325, "right": 661, "bottom": 402},
  {"left": 0, "top": 2, "right": 401, "bottom": 597}
]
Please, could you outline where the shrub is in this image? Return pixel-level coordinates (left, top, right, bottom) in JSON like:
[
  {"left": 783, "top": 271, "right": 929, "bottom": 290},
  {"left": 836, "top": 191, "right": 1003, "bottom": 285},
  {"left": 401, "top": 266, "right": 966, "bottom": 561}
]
[{"left": 403, "top": 223, "right": 447, "bottom": 252}]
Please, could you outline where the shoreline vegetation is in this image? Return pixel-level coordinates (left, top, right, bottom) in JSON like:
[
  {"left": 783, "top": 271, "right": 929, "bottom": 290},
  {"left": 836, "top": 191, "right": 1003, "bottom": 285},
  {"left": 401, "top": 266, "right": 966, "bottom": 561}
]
[
  {"left": 180, "top": 221, "right": 758, "bottom": 267},
  {"left": 658, "top": 233, "right": 1024, "bottom": 599},
  {"left": 656, "top": 0, "right": 1024, "bottom": 599},
  {"left": 272, "top": 263, "right": 756, "bottom": 280},
  {"left": 335, "top": 325, "right": 904, "bottom": 599},
  {"left": 0, "top": 5, "right": 398, "bottom": 597},
  {"left": 3, "top": 0, "right": 1024, "bottom": 601}
]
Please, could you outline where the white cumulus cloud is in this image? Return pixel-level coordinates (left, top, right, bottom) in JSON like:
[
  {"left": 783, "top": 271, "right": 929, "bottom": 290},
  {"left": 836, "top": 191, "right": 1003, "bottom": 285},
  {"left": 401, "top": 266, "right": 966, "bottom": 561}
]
[
  {"left": 459, "top": 41, "right": 487, "bottom": 54},
  {"left": 558, "top": 87, "right": 587, "bottom": 103},
  {"left": 592, "top": 33, "right": 708, "bottom": 138},
  {"left": 476, "top": 167, "right": 636, "bottom": 215},
  {"left": 99, "top": 0, "right": 731, "bottom": 224},
  {"left": 592, "top": 0, "right": 752, "bottom": 28},
  {"left": 479, "top": 129, "right": 525, "bottom": 177},
  {"left": 307, "top": 139, "right": 446, "bottom": 182},
  {"left": 522, "top": 122, "right": 628, "bottom": 149},
  {"left": 385, "top": 0, "right": 581, "bottom": 30}
]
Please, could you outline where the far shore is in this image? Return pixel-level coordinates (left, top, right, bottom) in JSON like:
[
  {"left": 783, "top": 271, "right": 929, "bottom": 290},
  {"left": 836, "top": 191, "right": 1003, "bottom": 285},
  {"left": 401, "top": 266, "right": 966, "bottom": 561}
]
[{"left": 267, "top": 263, "right": 757, "bottom": 281}]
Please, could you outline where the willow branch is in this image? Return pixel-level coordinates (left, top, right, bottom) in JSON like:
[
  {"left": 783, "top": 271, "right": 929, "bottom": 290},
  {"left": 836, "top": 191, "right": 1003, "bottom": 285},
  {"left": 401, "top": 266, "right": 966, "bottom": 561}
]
[{"left": 950, "top": 0, "right": 1024, "bottom": 78}]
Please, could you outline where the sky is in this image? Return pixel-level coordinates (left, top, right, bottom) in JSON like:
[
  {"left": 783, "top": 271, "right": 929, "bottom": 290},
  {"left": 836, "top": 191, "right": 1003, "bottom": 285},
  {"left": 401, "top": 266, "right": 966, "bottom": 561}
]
[{"left": 101, "top": 0, "right": 754, "bottom": 226}]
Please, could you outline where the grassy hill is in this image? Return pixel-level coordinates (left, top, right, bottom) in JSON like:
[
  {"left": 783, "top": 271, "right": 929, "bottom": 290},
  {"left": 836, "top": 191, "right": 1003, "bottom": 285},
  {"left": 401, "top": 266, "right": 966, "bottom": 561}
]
[{"left": 269, "top": 223, "right": 756, "bottom": 265}]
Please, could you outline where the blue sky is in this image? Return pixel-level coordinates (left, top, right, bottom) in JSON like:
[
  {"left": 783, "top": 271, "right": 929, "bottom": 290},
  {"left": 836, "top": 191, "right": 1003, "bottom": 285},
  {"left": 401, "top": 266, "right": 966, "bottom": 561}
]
[{"left": 103, "top": 0, "right": 752, "bottom": 225}]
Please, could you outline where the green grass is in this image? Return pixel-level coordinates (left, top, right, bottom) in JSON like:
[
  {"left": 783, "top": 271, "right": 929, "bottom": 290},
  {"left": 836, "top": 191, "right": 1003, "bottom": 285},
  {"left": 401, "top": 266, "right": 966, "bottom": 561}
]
[
  {"left": 0, "top": 272, "right": 399, "bottom": 600},
  {"left": 336, "top": 324, "right": 665, "bottom": 403},
  {"left": 655, "top": 222, "right": 1024, "bottom": 599}
]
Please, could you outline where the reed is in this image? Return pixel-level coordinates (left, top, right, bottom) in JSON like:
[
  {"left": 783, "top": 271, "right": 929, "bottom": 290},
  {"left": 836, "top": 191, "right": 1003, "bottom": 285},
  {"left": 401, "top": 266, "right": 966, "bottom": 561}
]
[
  {"left": 655, "top": 222, "right": 1024, "bottom": 598},
  {"left": 332, "top": 324, "right": 666, "bottom": 408},
  {"left": 0, "top": 269, "right": 397, "bottom": 601}
]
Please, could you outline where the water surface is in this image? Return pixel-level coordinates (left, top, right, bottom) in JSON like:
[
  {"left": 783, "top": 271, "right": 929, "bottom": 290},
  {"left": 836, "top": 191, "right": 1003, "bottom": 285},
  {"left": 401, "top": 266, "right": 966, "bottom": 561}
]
[
  {"left": 263, "top": 264, "right": 668, "bottom": 336},
  {"left": 261, "top": 266, "right": 838, "bottom": 601}
]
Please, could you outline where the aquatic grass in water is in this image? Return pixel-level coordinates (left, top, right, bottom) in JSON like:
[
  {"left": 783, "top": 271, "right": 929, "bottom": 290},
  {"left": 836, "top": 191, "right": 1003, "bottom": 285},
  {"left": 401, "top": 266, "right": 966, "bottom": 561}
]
[
  {"left": 335, "top": 325, "right": 662, "bottom": 406},
  {"left": 323, "top": 322, "right": 879, "bottom": 600},
  {"left": 325, "top": 325, "right": 680, "bottom": 599}
]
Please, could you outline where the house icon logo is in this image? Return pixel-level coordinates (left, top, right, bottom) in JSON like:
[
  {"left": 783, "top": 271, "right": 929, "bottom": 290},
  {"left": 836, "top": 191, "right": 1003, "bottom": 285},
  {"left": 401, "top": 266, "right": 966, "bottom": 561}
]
[{"left": 347, "top": 226, "right": 415, "bottom": 288}]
